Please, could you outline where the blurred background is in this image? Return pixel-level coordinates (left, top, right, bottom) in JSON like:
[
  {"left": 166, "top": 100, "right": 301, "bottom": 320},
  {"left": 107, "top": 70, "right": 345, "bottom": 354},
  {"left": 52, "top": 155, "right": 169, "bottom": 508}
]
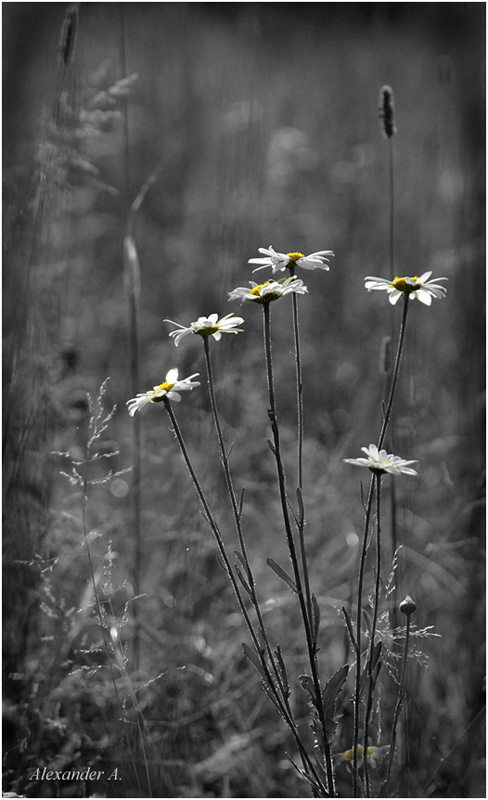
[{"left": 3, "top": 3, "right": 485, "bottom": 798}]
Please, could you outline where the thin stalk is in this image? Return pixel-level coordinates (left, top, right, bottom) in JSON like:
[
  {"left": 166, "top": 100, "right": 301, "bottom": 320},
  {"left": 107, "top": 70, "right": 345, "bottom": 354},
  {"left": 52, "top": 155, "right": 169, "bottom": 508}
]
[
  {"left": 363, "top": 473, "right": 382, "bottom": 797},
  {"left": 262, "top": 302, "right": 335, "bottom": 796},
  {"left": 386, "top": 613, "right": 412, "bottom": 793},
  {"left": 377, "top": 294, "right": 409, "bottom": 451},
  {"left": 162, "top": 396, "right": 328, "bottom": 794},
  {"left": 388, "top": 137, "right": 395, "bottom": 280},
  {"left": 202, "top": 338, "right": 289, "bottom": 708},
  {"left": 352, "top": 475, "right": 375, "bottom": 792},
  {"left": 288, "top": 269, "right": 314, "bottom": 631},
  {"left": 387, "top": 131, "right": 399, "bottom": 627},
  {"left": 202, "top": 338, "right": 251, "bottom": 564}
]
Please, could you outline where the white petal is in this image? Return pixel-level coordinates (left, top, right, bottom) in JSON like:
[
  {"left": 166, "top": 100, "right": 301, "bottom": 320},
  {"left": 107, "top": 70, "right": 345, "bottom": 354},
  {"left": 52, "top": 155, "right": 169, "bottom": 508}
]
[
  {"left": 165, "top": 368, "right": 179, "bottom": 383},
  {"left": 416, "top": 290, "right": 432, "bottom": 305},
  {"left": 389, "top": 291, "right": 402, "bottom": 305},
  {"left": 417, "top": 271, "right": 432, "bottom": 282}
]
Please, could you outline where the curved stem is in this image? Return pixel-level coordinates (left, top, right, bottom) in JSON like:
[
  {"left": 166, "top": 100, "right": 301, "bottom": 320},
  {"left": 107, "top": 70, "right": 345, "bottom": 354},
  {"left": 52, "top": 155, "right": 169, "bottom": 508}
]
[
  {"left": 377, "top": 294, "right": 409, "bottom": 450},
  {"left": 263, "top": 302, "right": 335, "bottom": 796}
]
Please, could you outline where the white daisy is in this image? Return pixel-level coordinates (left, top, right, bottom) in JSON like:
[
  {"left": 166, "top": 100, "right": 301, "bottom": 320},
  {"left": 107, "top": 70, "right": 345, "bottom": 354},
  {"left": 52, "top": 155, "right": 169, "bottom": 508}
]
[
  {"left": 127, "top": 369, "right": 200, "bottom": 415},
  {"left": 344, "top": 444, "right": 418, "bottom": 476},
  {"left": 249, "top": 245, "right": 334, "bottom": 274},
  {"left": 164, "top": 313, "right": 244, "bottom": 346},
  {"left": 364, "top": 272, "right": 448, "bottom": 306},
  {"left": 228, "top": 276, "right": 309, "bottom": 304},
  {"left": 337, "top": 744, "right": 388, "bottom": 769}
]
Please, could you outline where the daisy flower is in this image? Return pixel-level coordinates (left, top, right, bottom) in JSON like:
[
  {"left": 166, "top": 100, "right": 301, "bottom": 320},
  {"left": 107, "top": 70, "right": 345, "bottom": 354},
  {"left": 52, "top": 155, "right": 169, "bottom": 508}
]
[
  {"left": 127, "top": 369, "right": 200, "bottom": 415},
  {"left": 336, "top": 745, "right": 388, "bottom": 769},
  {"left": 228, "top": 276, "right": 308, "bottom": 304},
  {"left": 164, "top": 313, "right": 244, "bottom": 347},
  {"left": 249, "top": 245, "right": 334, "bottom": 274},
  {"left": 344, "top": 444, "right": 418, "bottom": 476},
  {"left": 364, "top": 272, "right": 448, "bottom": 306}
]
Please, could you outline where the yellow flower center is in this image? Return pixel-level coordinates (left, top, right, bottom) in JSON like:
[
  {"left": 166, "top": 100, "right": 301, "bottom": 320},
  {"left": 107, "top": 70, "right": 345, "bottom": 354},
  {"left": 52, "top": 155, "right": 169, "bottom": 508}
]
[
  {"left": 192, "top": 324, "right": 220, "bottom": 336},
  {"left": 372, "top": 459, "right": 391, "bottom": 469},
  {"left": 286, "top": 251, "right": 304, "bottom": 262},
  {"left": 249, "top": 281, "right": 282, "bottom": 303},
  {"left": 391, "top": 276, "right": 420, "bottom": 293},
  {"left": 344, "top": 746, "right": 373, "bottom": 761},
  {"left": 150, "top": 381, "right": 174, "bottom": 403}
]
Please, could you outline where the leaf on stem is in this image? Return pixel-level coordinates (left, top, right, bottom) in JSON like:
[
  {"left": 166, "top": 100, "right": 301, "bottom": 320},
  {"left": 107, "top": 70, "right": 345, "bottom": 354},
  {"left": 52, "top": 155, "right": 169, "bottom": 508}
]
[
  {"left": 267, "top": 439, "right": 276, "bottom": 456},
  {"left": 216, "top": 555, "right": 229, "bottom": 575},
  {"left": 275, "top": 644, "right": 290, "bottom": 698},
  {"left": 235, "top": 565, "right": 253, "bottom": 600},
  {"left": 242, "top": 643, "right": 267, "bottom": 681},
  {"left": 311, "top": 594, "right": 321, "bottom": 644},
  {"left": 342, "top": 607, "right": 359, "bottom": 655},
  {"left": 322, "top": 664, "right": 349, "bottom": 738},
  {"left": 234, "top": 550, "right": 252, "bottom": 584},
  {"left": 267, "top": 558, "right": 297, "bottom": 594},
  {"left": 296, "top": 486, "right": 305, "bottom": 526},
  {"left": 238, "top": 487, "right": 245, "bottom": 521},
  {"left": 257, "top": 625, "right": 267, "bottom": 654}
]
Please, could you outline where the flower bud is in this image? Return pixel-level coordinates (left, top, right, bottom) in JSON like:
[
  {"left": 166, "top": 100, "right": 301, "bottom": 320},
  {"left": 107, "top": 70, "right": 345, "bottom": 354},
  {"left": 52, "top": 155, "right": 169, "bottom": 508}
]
[{"left": 399, "top": 595, "right": 417, "bottom": 616}]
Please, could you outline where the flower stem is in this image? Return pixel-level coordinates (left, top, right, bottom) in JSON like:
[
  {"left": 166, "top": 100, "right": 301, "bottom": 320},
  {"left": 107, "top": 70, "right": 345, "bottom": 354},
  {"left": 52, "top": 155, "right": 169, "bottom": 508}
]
[
  {"left": 288, "top": 270, "right": 314, "bottom": 631},
  {"left": 363, "top": 473, "right": 382, "bottom": 797},
  {"left": 162, "top": 396, "right": 328, "bottom": 794},
  {"left": 262, "top": 302, "right": 335, "bottom": 796},
  {"left": 377, "top": 294, "right": 409, "bottom": 450},
  {"left": 202, "top": 339, "right": 291, "bottom": 717},
  {"left": 386, "top": 613, "right": 411, "bottom": 793},
  {"left": 352, "top": 472, "right": 375, "bottom": 793}
]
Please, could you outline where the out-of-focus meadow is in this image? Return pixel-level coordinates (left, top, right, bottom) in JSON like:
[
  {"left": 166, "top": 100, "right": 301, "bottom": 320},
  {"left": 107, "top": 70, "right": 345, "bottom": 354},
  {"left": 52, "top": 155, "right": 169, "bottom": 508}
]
[{"left": 3, "top": 3, "right": 485, "bottom": 798}]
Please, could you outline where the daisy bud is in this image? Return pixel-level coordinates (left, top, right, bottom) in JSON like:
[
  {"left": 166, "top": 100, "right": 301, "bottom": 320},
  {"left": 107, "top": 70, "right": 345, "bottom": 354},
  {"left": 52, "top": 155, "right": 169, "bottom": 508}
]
[
  {"left": 379, "top": 85, "right": 396, "bottom": 139},
  {"left": 399, "top": 595, "right": 417, "bottom": 616}
]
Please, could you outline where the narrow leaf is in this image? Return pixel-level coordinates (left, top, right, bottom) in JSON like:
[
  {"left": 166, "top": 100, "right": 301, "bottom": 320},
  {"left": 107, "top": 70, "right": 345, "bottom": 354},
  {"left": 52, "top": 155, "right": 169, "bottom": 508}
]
[
  {"left": 216, "top": 555, "right": 229, "bottom": 575},
  {"left": 342, "top": 606, "right": 359, "bottom": 655},
  {"left": 257, "top": 628, "right": 269, "bottom": 658},
  {"left": 238, "top": 487, "right": 245, "bottom": 520},
  {"left": 322, "top": 664, "right": 349, "bottom": 717},
  {"left": 275, "top": 644, "right": 290, "bottom": 697},
  {"left": 234, "top": 550, "right": 252, "bottom": 584},
  {"left": 242, "top": 643, "right": 267, "bottom": 681},
  {"left": 296, "top": 486, "right": 304, "bottom": 525},
  {"left": 235, "top": 565, "right": 253, "bottom": 600},
  {"left": 267, "top": 558, "right": 297, "bottom": 594},
  {"left": 311, "top": 594, "right": 321, "bottom": 643},
  {"left": 267, "top": 439, "right": 276, "bottom": 456}
]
